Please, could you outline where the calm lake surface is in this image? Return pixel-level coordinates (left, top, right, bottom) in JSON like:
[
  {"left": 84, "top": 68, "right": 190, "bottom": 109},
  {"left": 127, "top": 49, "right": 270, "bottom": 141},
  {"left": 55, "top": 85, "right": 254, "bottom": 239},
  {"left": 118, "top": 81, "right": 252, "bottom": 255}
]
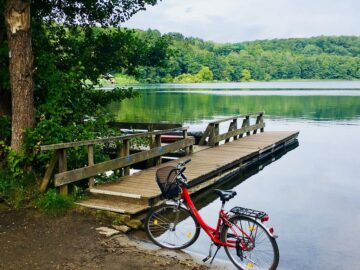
[{"left": 108, "top": 81, "right": 360, "bottom": 269}]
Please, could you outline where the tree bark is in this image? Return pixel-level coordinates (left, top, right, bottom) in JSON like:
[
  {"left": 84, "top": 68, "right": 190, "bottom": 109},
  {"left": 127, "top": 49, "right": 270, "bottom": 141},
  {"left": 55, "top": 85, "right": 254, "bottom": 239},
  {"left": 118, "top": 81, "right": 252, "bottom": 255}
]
[{"left": 5, "top": 0, "right": 35, "bottom": 152}]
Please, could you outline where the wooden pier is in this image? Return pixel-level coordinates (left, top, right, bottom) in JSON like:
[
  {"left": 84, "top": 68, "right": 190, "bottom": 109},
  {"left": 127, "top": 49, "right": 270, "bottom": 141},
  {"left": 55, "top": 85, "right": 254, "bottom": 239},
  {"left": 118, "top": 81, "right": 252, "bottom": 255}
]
[{"left": 40, "top": 112, "right": 299, "bottom": 216}]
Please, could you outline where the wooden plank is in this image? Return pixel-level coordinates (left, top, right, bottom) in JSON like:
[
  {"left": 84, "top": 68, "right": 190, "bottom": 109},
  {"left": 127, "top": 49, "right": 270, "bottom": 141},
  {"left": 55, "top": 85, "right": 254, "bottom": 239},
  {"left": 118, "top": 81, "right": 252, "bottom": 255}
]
[
  {"left": 120, "top": 139, "right": 130, "bottom": 176},
  {"left": 40, "top": 127, "right": 188, "bottom": 151},
  {"left": 209, "top": 112, "right": 264, "bottom": 124},
  {"left": 213, "top": 123, "right": 265, "bottom": 143},
  {"left": 39, "top": 153, "right": 58, "bottom": 193},
  {"left": 54, "top": 137, "right": 195, "bottom": 186},
  {"left": 88, "top": 145, "right": 95, "bottom": 187},
  {"left": 154, "top": 135, "right": 162, "bottom": 166},
  {"left": 58, "top": 149, "right": 68, "bottom": 195},
  {"left": 109, "top": 122, "right": 182, "bottom": 130}
]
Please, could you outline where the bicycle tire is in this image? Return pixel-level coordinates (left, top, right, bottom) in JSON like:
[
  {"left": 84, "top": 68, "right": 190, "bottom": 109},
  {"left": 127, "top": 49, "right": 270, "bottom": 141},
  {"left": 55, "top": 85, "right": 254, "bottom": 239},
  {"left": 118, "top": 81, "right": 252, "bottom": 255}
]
[
  {"left": 145, "top": 204, "right": 200, "bottom": 250},
  {"left": 221, "top": 215, "right": 279, "bottom": 270}
]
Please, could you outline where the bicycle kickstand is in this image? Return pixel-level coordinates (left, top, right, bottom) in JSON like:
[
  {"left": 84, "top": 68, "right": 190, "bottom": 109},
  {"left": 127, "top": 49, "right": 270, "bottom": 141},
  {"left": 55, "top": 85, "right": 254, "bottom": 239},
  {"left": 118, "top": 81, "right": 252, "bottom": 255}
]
[
  {"left": 202, "top": 243, "right": 214, "bottom": 263},
  {"left": 202, "top": 243, "right": 221, "bottom": 265}
]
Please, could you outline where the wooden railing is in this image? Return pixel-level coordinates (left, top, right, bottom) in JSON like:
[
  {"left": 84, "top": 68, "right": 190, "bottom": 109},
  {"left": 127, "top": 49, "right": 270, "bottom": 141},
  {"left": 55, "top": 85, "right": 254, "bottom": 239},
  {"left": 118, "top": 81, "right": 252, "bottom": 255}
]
[
  {"left": 39, "top": 127, "right": 194, "bottom": 194},
  {"left": 109, "top": 121, "right": 182, "bottom": 131},
  {"left": 199, "top": 112, "right": 265, "bottom": 146}
]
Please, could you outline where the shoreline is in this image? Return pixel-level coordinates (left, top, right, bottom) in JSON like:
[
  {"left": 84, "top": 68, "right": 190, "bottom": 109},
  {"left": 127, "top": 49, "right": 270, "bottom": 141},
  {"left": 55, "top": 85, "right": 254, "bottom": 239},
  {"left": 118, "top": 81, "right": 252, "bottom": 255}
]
[
  {"left": 98, "top": 80, "right": 360, "bottom": 90},
  {"left": 0, "top": 207, "right": 221, "bottom": 270}
]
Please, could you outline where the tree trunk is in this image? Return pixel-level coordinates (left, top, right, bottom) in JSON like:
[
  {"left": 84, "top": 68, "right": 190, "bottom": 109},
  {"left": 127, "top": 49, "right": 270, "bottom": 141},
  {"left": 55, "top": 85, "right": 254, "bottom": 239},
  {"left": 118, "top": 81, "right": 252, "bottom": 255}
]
[{"left": 5, "top": 0, "right": 35, "bottom": 152}]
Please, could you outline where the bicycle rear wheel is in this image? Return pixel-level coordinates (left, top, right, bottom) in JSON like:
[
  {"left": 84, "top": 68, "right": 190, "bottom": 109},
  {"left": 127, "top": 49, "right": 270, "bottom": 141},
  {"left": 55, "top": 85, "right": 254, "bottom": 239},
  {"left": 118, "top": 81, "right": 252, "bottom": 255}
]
[
  {"left": 221, "top": 215, "right": 279, "bottom": 270},
  {"left": 145, "top": 205, "right": 200, "bottom": 249}
]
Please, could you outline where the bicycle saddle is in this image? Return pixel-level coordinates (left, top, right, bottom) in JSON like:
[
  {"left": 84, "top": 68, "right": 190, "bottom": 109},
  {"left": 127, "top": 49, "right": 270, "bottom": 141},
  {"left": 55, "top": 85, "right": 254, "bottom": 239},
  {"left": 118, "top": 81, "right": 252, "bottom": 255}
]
[{"left": 214, "top": 189, "right": 237, "bottom": 202}]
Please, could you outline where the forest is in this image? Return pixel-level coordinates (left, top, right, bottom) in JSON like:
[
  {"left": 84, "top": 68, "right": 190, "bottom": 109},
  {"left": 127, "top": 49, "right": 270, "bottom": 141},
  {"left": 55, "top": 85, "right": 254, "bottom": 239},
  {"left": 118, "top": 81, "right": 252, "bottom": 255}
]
[{"left": 130, "top": 30, "right": 360, "bottom": 83}]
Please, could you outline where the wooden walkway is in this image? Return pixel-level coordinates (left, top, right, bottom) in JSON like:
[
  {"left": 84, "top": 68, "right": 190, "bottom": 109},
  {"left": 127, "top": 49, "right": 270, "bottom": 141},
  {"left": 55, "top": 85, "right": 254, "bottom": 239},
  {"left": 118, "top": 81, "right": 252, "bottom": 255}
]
[{"left": 77, "top": 131, "right": 299, "bottom": 215}]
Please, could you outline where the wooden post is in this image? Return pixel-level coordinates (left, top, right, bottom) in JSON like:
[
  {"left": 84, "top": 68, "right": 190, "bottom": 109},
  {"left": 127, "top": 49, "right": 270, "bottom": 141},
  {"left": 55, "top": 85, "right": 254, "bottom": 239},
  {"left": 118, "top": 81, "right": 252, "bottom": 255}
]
[
  {"left": 208, "top": 124, "right": 215, "bottom": 146},
  {"left": 232, "top": 119, "right": 238, "bottom": 141},
  {"left": 189, "top": 144, "right": 194, "bottom": 154},
  {"left": 183, "top": 129, "right": 190, "bottom": 155},
  {"left": 215, "top": 124, "right": 220, "bottom": 146},
  {"left": 154, "top": 134, "right": 162, "bottom": 166},
  {"left": 147, "top": 125, "right": 155, "bottom": 168},
  {"left": 39, "top": 153, "right": 58, "bottom": 193},
  {"left": 199, "top": 124, "right": 212, "bottom": 146},
  {"left": 260, "top": 113, "right": 265, "bottom": 132},
  {"left": 225, "top": 119, "right": 237, "bottom": 143},
  {"left": 245, "top": 116, "right": 251, "bottom": 136},
  {"left": 239, "top": 116, "right": 249, "bottom": 138},
  {"left": 209, "top": 124, "right": 220, "bottom": 147},
  {"left": 88, "top": 145, "right": 95, "bottom": 187},
  {"left": 119, "top": 139, "right": 130, "bottom": 176},
  {"left": 58, "top": 149, "right": 68, "bottom": 195},
  {"left": 253, "top": 114, "right": 261, "bottom": 134}
]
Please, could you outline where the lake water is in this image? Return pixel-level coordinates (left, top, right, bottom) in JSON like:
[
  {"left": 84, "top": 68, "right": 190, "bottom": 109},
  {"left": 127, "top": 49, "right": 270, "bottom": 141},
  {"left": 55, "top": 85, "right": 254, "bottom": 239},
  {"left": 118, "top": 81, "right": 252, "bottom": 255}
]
[{"left": 108, "top": 81, "right": 360, "bottom": 269}]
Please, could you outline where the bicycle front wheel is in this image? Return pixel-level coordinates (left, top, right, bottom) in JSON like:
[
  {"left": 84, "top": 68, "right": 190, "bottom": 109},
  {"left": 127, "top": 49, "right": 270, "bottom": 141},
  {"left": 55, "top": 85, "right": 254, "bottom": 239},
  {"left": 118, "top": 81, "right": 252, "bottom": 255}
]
[
  {"left": 145, "top": 205, "right": 200, "bottom": 249},
  {"left": 221, "top": 215, "right": 279, "bottom": 270}
]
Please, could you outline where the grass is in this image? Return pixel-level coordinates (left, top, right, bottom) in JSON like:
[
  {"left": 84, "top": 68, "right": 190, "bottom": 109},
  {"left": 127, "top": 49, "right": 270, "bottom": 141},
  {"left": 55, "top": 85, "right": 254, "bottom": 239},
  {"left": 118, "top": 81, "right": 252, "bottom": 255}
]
[
  {"left": 113, "top": 73, "right": 139, "bottom": 84},
  {"left": 36, "top": 189, "right": 74, "bottom": 216}
]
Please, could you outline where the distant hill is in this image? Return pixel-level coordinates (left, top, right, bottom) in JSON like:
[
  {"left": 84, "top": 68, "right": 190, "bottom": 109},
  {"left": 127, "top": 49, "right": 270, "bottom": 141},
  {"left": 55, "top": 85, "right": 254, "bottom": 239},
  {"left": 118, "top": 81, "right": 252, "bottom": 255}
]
[{"left": 131, "top": 30, "right": 360, "bottom": 83}]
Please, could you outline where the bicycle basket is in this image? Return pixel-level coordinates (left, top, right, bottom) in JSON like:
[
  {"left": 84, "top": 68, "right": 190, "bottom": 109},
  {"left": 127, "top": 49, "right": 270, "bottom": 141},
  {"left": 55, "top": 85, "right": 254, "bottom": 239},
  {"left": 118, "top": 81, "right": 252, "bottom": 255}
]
[{"left": 156, "top": 166, "right": 180, "bottom": 199}]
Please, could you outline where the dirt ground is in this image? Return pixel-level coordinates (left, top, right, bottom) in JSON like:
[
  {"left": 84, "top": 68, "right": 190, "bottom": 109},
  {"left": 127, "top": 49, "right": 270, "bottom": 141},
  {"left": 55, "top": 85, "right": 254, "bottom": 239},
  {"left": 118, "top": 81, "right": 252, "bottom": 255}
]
[{"left": 0, "top": 205, "right": 211, "bottom": 270}]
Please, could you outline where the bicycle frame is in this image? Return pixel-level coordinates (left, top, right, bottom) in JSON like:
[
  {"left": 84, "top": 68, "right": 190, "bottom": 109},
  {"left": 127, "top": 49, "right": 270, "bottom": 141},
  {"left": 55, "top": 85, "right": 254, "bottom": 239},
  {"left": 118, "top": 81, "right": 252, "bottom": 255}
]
[{"left": 181, "top": 186, "right": 254, "bottom": 249}]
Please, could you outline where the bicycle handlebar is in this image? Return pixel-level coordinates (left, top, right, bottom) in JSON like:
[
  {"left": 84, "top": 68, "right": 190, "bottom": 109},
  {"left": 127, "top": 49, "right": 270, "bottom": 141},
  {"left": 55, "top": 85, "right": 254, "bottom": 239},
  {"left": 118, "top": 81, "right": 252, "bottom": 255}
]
[
  {"left": 176, "top": 159, "right": 191, "bottom": 187},
  {"left": 177, "top": 159, "right": 191, "bottom": 168}
]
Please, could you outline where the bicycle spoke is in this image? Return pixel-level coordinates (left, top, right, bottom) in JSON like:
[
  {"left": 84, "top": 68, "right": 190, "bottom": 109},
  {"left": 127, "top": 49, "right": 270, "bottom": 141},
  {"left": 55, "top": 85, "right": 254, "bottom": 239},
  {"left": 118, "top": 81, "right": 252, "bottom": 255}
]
[
  {"left": 222, "top": 216, "right": 278, "bottom": 270},
  {"left": 146, "top": 205, "right": 199, "bottom": 249}
]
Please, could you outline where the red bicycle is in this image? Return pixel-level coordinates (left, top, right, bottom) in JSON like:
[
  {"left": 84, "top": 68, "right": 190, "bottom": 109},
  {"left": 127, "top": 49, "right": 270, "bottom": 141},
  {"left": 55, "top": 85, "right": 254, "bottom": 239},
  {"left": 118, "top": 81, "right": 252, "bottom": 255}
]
[{"left": 145, "top": 159, "right": 279, "bottom": 270}]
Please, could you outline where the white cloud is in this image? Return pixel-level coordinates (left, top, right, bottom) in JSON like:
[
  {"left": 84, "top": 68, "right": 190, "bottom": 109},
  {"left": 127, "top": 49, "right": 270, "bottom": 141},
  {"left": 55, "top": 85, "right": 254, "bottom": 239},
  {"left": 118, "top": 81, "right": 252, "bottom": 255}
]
[{"left": 124, "top": 0, "right": 360, "bottom": 42}]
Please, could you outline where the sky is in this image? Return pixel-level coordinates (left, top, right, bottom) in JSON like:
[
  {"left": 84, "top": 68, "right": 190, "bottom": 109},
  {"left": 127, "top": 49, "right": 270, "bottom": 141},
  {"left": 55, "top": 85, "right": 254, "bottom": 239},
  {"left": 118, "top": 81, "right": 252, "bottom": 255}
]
[{"left": 124, "top": 0, "right": 360, "bottom": 43}]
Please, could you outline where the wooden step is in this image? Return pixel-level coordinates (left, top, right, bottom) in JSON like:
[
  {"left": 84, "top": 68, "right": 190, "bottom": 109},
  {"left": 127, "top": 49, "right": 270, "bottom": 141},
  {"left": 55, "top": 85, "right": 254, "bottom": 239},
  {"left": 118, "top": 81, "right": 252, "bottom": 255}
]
[
  {"left": 88, "top": 188, "right": 151, "bottom": 205},
  {"left": 76, "top": 198, "right": 149, "bottom": 215}
]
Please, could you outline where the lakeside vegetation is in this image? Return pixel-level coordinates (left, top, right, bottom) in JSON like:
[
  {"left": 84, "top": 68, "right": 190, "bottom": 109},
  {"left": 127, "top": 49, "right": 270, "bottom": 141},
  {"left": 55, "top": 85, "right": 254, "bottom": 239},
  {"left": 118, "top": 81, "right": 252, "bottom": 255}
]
[
  {"left": 0, "top": 1, "right": 163, "bottom": 209},
  {"left": 1, "top": 0, "right": 359, "bottom": 211},
  {"left": 123, "top": 30, "right": 360, "bottom": 83}
]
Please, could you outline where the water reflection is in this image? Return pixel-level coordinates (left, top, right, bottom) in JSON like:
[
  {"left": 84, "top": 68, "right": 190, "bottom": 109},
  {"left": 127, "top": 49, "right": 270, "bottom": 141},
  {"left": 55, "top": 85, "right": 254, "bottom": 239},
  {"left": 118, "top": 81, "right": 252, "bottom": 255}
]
[{"left": 109, "top": 90, "right": 360, "bottom": 122}]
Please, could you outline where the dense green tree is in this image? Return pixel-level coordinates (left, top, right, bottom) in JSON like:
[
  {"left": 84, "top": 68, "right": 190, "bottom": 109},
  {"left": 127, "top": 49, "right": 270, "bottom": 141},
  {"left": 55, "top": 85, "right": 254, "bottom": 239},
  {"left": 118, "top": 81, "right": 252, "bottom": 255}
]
[
  {"left": 1, "top": 0, "right": 158, "bottom": 152},
  {"left": 241, "top": 69, "right": 252, "bottom": 81},
  {"left": 130, "top": 31, "right": 360, "bottom": 83}
]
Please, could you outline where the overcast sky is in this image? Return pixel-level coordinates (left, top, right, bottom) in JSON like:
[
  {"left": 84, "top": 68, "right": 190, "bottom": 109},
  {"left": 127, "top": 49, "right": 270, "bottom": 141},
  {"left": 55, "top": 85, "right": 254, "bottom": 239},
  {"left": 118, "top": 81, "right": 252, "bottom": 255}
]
[{"left": 124, "top": 0, "right": 360, "bottom": 43}]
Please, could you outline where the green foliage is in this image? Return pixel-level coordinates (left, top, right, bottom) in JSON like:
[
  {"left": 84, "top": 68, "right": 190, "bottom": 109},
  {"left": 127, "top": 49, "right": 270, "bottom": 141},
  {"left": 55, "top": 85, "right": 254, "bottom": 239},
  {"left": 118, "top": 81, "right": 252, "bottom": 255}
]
[
  {"left": 0, "top": 25, "right": 169, "bottom": 207},
  {"left": 197, "top": 66, "right": 214, "bottom": 81},
  {"left": 36, "top": 189, "right": 74, "bottom": 215},
  {"left": 31, "top": 1, "right": 158, "bottom": 27},
  {"left": 0, "top": 116, "right": 11, "bottom": 145},
  {"left": 173, "top": 66, "right": 214, "bottom": 83},
  {"left": 0, "top": 164, "right": 38, "bottom": 208},
  {"left": 113, "top": 74, "right": 139, "bottom": 84},
  {"left": 131, "top": 32, "right": 360, "bottom": 82},
  {"left": 241, "top": 69, "right": 252, "bottom": 82},
  {"left": 0, "top": 1, "right": 170, "bottom": 211},
  {"left": 174, "top": 73, "right": 201, "bottom": 83}
]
